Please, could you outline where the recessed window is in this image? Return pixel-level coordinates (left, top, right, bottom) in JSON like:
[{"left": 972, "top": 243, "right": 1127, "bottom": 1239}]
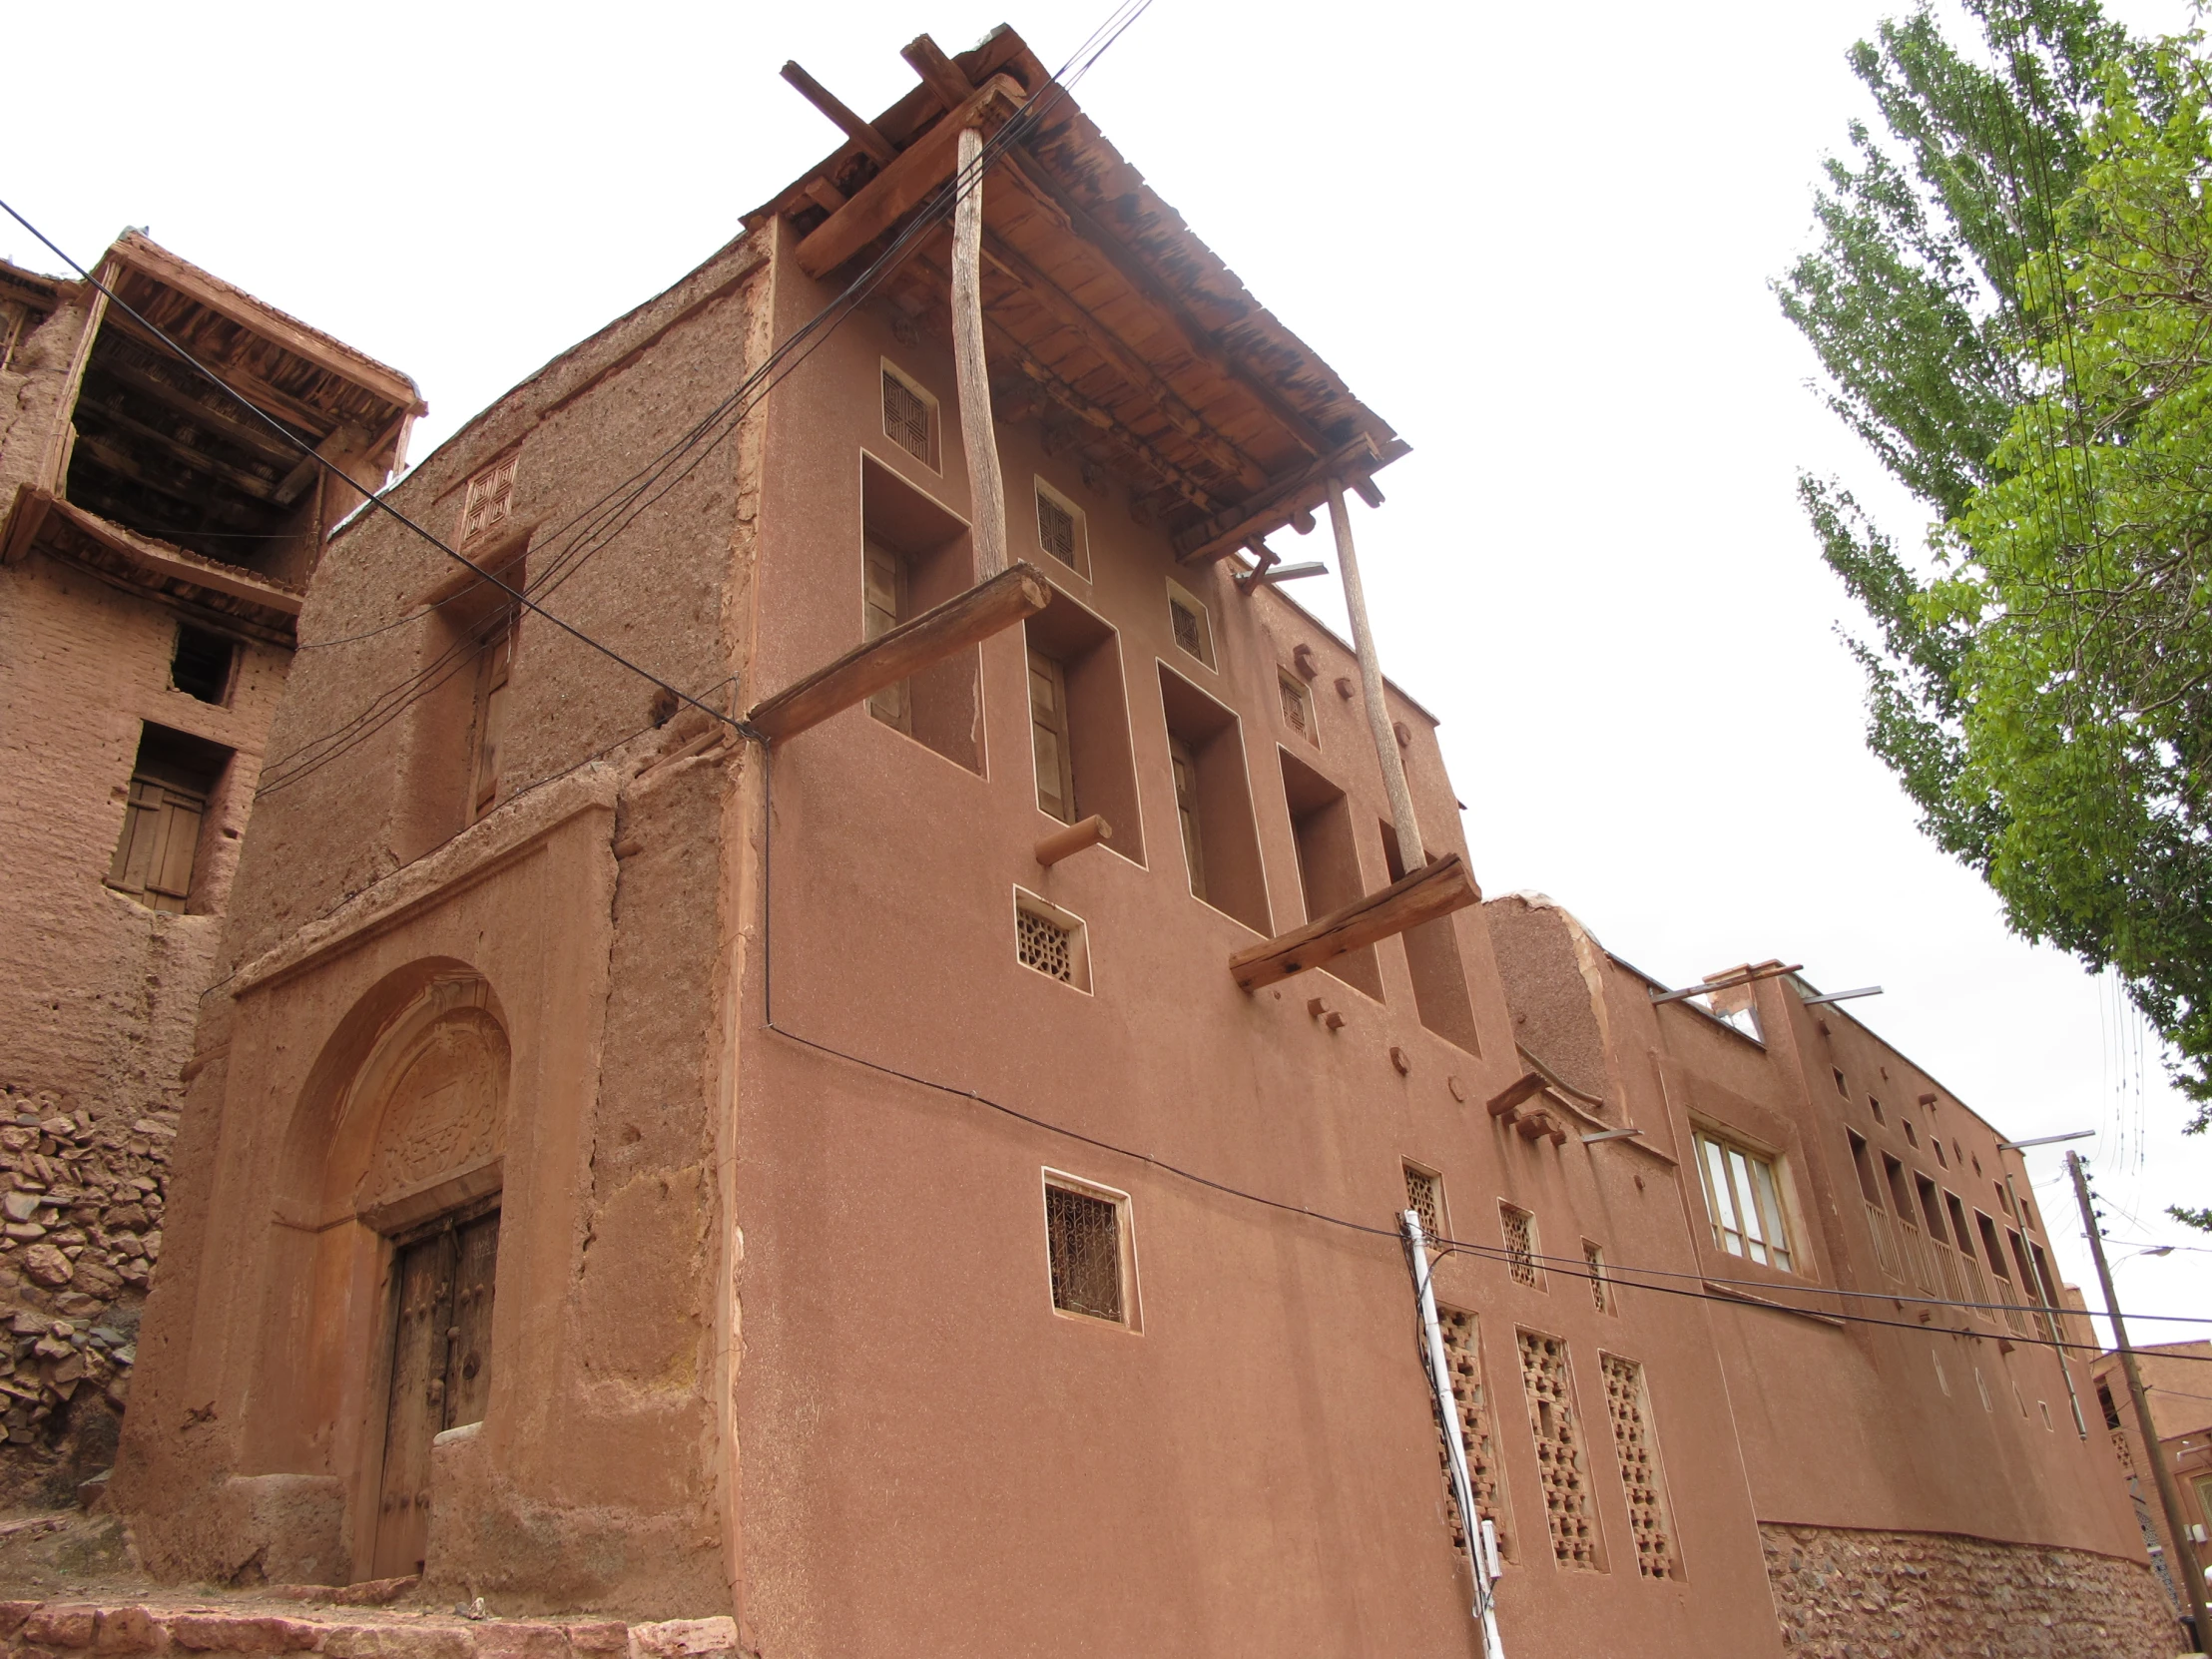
[
  {"left": 1833, "top": 1067, "right": 1848, "bottom": 1097},
  {"left": 1903, "top": 1118, "right": 1918, "bottom": 1147},
  {"left": 1278, "top": 670, "right": 1317, "bottom": 746},
  {"left": 459, "top": 453, "right": 519, "bottom": 546},
  {"left": 1281, "top": 749, "right": 1382, "bottom": 999},
  {"left": 1380, "top": 821, "right": 1480, "bottom": 1052},
  {"left": 1403, "top": 1163, "right": 1444, "bottom": 1241},
  {"left": 859, "top": 455, "right": 978, "bottom": 772},
  {"left": 1158, "top": 664, "right": 1269, "bottom": 933},
  {"left": 1869, "top": 1095, "right": 1886, "bottom": 1124},
  {"left": 1166, "top": 578, "right": 1216, "bottom": 671},
  {"left": 1043, "top": 1174, "right": 1132, "bottom": 1327},
  {"left": 469, "top": 613, "right": 514, "bottom": 821},
  {"left": 1693, "top": 1129, "right": 1795, "bottom": 1272},
  {"left": 107, "top": 724, "right": 230, "bottom": 913},
  {"left": 1584, "top": 1241, "right": 1612, "bottom": 1315},
  {"left": 1023, "top": 591, "right": 1143, "bottom": 854},
  {"left": 1033, "top": 478, "right": 1089, "bottom": 579},
  {"left": 879, "top": 361, "right": 938, "bottom": 469},
  {"left": 1934, "top": 1138, "right": 1948, "bottom": 1168},
  {"left": 170, "top": 626, "right": 235, "bottom": 705},
  {"left": 1013, "top": 888, "right": 1090, "bottom": 991},
  {"left": 1500, "top": 1203, "right": 1541, "bottom": 1290}
]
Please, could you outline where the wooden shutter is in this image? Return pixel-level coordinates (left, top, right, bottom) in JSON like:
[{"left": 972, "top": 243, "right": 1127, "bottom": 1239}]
[
  {"left": 863, "top": 539, "right": 911, "bottom": 733},
  {"left": 881, "top": 370, "right": 931, "bottom": 463},
  {"left": 1028, "top": 649, "right": 1076, "bottom": 823},
  {"left": 471, "top": 625, "right": 512, "bottom": 818},
  {"left": 108, "top": 776, "right": 204, "bottom": 912},
  {"left": 1170, "top": 737, "right": 1206, "bottom": 900},
  {"left": 1035, "top": 489, "right": 1078, "bottom": 568},
  {"left": 461, "top": 455, "right": 517, "bottom": 544}
]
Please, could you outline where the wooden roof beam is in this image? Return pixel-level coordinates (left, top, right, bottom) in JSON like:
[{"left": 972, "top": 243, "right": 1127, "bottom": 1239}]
[
  {"left": 979, "top": 231, "right": 1266, "bottom": 491},
  {"left": 780, "top": 61, "right": 899, "bottom": 166},
  {"left": 83, "top": 347, "right": 312, "bottom": 464},
  {"left": 796, "top": 75, "right": 1029, "bottom": 277},
  {"left": 999, "top": 155, "right": 1338, "bottom": 458},
  {"left": 99, "top": 308, "right": 346, "bottom": 438},
  {"left": 747, "top": 561, "right": 1051, "bottom": 743},
  {"left": 1174, "top": 435, "right": 1401, "bottom": 565},
  {"left": 900, "top": 34, "right": 975, "bottom": 112},
  {"left": 1231, "top": 853, "right": 1479, "bottom": 991}
]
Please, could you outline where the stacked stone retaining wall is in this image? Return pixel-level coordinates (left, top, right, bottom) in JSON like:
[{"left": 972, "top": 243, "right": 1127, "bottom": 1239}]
[{"left": 1762, "top": 1521, "right": 2186, "bottom": 1658}]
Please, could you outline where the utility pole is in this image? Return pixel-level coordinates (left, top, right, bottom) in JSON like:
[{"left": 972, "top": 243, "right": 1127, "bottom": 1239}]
[{"left": 2067, "top": 1150, "right": 2209, "bottom": 1646}]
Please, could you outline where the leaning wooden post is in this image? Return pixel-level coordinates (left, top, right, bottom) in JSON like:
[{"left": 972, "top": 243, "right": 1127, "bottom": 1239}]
[
  {"left": 1328, "top": 475, "right": 1424, "bottom": 866},
  {"left": 951, "top": 126, "right": 1009, "bottom": 578}
]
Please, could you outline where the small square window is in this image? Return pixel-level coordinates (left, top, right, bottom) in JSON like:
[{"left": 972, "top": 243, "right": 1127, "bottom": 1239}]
[
  {"left": 1403, "top": 1163, "right": 1444, "bottom": 1242},
  {"left": 171, "top": 626, "right": 235, "bottom": 705},
  {"left": 1278, "top": 670, "right": 1317, "bottom": 746},
  {"left": 1500, "top": 1203, "right": 1541, "bottom": 1289},
  {"left": 459, "top": 453, "right": 519, "bottom": 546},
  {"left": 1166, "top": 578, "right": 1215, "bottom": 671},
  {"left": 1833, "top": 1067, "right": 1848, "bottom": 1097},
  {"left": 1013, "top": 887, "right": 1090, "bottom": 992},
  {"left": 880, "top": 361, "right": 938, "bottom": 469},
  {"left": 1033, "top": 478, "right": 1090, "bottom": 579},
  {"left": 1869, "top": 1095, "right": 1886, "bottom": 1125},
  {"left": 1043, "top": 1174, "right": 1133, "bottom": 1327}
]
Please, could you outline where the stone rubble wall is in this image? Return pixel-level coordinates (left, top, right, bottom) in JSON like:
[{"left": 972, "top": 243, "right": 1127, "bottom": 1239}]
[
  {"left": 1761, "top": 1521, "right": 2187, "bottom": 1658},
  {"left": 0, "top": 1598, "right": 748, "bottom": 1659},
  {"left": 0, "top": 1089, "right": 171, "bottom": 1504}
]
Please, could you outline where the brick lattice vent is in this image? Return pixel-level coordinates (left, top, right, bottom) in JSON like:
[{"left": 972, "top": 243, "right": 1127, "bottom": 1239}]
[
  {"left": 1761, "top": 1522, "right": 2181, "bottom": 1657},
  {"left": 1599, "top": 1355, "right": 1675, "bottom": 1578},
  {"left": 1016, "top": 908, "right": 1074, "bottom": 982},
  {"left": 1516, "top": 1331, "right": 1598, "bottom": 1568},
  {"left": 1434, "top": 1307, "right": 1509, "bottom": 1557},
  {"left": 1501, "top": 1205, "right": 1539, "bottom": 1289}
]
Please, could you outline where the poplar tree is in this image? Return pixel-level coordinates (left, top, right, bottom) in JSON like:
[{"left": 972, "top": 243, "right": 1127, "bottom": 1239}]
[{"left": 1778, "top": 4, "right": 2212, "bottom": 1148}]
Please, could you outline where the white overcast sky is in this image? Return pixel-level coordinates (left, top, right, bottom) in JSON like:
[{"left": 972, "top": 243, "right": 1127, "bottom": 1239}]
[{"left": 8, "top": 0, "right": 2206, "bottom": 1349}]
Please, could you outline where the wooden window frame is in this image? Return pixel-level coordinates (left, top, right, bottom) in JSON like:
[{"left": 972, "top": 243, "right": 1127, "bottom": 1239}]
[
  {"left": 878, "top": 358, "right": 940, "bottom": 472},
  {"left": 1691, "top": 1126, "right": 1798, "bottom": 1274},
  {"left": 1277, "top": 668, "right": 1318, "bottom": 747},
  {"left": 1032, "top": 475, "right": 1090, "bottom": 581},
  {"left": 1165, "top": 577, "right": 1217, "bottom": 672},
  {"left": 1026, "top": 646, "right": 1077, "bottom": 824},
  {"left": 469, "top": 614, "right": 514, "bottom": 822},
  {"left": 1039, "top": 1169, "right": 1140, "bottom": 1333}
]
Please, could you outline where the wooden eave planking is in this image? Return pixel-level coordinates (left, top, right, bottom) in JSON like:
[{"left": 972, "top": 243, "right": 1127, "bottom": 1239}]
[
  {"left": 1230, "top": 853, "right": 1480, "bottom": 991},
  {"left": 106, "top": 233, "right": 424, "bottom": 415},
  {"left": 758, "top": 25, "right": 1404, "bottom": 551}
]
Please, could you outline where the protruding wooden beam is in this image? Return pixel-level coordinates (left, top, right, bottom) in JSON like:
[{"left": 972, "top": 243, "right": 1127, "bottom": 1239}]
[
  {"left": 796, "top": 75, "right": 1028, "bottom": 278},
  {"left": 1173, "top": 436, "right": 1400, "bottom": 565},
  {"left": 1486, "top": 1072, "right": 1547, "bottom": 1120},
  {"left": 780, "top": 62, "right": 899, "bottom": 165},
  {"left": 900, "top": 33, "right": 975, "bottom": 110},
  {"left": 1035, "top": 815, "right": 1112, "bottom": 865},
  {"left": 747, "top": 561, "right": 1051, "bottom": 744},
  {"left": 1229, "top": 853, "right": 1478, "bottom": 992}
]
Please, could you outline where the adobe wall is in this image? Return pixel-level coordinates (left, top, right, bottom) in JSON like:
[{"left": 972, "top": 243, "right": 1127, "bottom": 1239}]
[
  {"left": 0, "top": 289, "right": 85, "bottom": 501},
  {"left": 0, "top": 440, "right": 288, "bottom": 1505},
  {"left": 1760, "top": 1523, "right": 2182, "bottom": 1657},
  {"left": 113, "top": 235, "right": 769, "bottom": 1615},
  {"left": 712, "top": 219, "right": 1788, "bottom": 1659}
]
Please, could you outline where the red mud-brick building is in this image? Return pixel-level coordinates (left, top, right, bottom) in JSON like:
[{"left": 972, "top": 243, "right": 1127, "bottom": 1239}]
[
  {"left": 0, "top": 235, "right": 417, "bottom": 1500},
  {"left": 77, "top": 23, "right": 2192, "bottom": 1658}
]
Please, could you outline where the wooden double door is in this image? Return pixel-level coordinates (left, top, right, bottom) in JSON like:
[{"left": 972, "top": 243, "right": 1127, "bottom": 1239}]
[{"left": 370, "top": 1208, "right": 498, "bottom": 1579}]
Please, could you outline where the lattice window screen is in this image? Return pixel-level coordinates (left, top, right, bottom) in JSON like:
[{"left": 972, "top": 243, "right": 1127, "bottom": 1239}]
[
  {"left": 1404, "top": 1166, "right": 1442, "bottom": 1241},
  {"left": 1501, "top": 1204, "right": 1541, "bottom": 1289},
  {"left": 460, "top": 454, "right": 518, "bottom": 545},
  {"left": 1584, "top": 1242, "right": 1610, "bottom": 1313},
  {"left": 1167, "top": 586, "right": 1214, "bottom": 668},
  {"left": 1435, "top": 1307, "right": 1509, "bottom": 1557},
  {"left": 1045, "top": 1184, "right": 1122, "bottom": 1321},
  {"left": 882, "top": 369, "right": 931, "bottom": 462},
  {"left": 1279, "top": 674, "right": 1310, "bottom": 736},
  {"left": 1600, "top": 1355, "right": 1676, "bottom": 1578},
  {"left": 1016, "top": 906, "right": 1075, "bottom": 982},
  {"left": 1516, "top": 1331, "right": 1599, "bottom": 1569},
  {"left": 1036, "top": 489, "right": 1078, "bottom": 566}
]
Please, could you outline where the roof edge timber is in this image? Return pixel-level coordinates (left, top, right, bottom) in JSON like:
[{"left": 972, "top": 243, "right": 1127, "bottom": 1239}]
[{"left": 105, "top": 232, "right": 425, "bottom": 417}]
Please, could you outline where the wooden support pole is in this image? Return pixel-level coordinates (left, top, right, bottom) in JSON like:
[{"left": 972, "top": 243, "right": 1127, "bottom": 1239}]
[
  {"left": 747, "top": 561, "right": 1050, "bottom": 744},
  {"left": 1230, "top": 852, "right": 1477, "bottom": 991},
  {"left": 1329, "top": 475, "right": 1425, "bottom": 868},
  {"left": 951, "top": 126, "right": 1010, "bottom": 580},
  {"left": 1035, "top": 815, "right": 1111, "bottom": 866}
]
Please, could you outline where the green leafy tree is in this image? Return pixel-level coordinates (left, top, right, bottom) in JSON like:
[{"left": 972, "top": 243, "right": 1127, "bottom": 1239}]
[{"left": 1778, "top": 4, "right": 2212, "bottom": 1155}]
